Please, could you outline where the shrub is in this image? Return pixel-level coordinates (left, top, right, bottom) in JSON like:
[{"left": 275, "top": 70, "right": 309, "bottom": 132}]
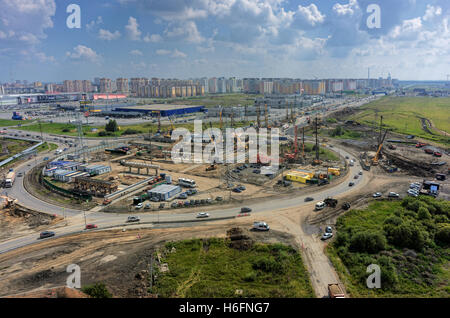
[
  {"left": 418, "top": 207, "right": 431, "bottom": 220},
  {"left": 62, "top": 128, "right": 70, "bottom": 132},
  {"left": 81, "top": 282, "right": 112, "bottom": 298},
  {"left": 435, "top": 226, "right": 450, "bottom": 245},
  {"left": 122, "top": 128, "right": 142, "bottom": 135},
  {"left": 105, "top": 119, "right": 119, "bottom": 132},
  {"left": 384, "top": 223, "right": 426, "bottom": 251},
  {"left": 349, "top": 231, "right": 387, "bottom": 254}
]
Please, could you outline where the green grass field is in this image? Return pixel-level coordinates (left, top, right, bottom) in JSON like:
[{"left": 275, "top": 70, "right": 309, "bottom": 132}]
[
  {"left": 18, "top": 120, "right": 253, "bottom": 138},
  {"left": 327, "top": 197, "right": 450, "bottom": 297},
  {"left": 0, "top": 138, "right": 35, "bottom": 161},
  {"left": 0, "top": 119, "right": 31, "bottom": 127},
  {"left": 153, "top": 238, "right": 315, "bottom": 298},
  {"left": 350, "top": 96, "right": 450, "bottom": 144}
]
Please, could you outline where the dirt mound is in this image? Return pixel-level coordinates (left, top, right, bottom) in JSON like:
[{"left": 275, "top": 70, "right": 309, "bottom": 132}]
[{"left": 227, "top": 227, "right": 254, "bottom": 250}]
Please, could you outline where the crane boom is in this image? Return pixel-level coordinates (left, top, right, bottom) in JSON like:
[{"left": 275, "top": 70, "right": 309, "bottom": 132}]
[{"left": 373, "top": 129, "right": 388, "bottom": 165}]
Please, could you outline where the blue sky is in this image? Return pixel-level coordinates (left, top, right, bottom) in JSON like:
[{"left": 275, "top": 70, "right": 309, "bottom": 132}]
[{"left": 0, "top": 0, "right": 449, "bottom": 82}]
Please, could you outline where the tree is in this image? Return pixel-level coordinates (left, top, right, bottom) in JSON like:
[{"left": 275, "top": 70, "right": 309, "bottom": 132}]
[
  {"left": 81, "top": 282, "right": 112, "bottom": 298},
  {"left": 349, "top": 231, "right": 386, "bottom": 254},
  {"left": 105, "top": 119, "right": 118, "bottom": 132}
]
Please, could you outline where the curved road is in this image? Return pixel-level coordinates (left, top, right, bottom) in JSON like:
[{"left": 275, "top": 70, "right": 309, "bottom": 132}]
[{"left": 0, "top": 139, "right": 365, "bottom": 254}]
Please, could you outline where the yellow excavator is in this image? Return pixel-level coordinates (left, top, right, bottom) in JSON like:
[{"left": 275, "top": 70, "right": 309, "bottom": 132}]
[{"left": 372, "top": 129, "right": 388, "bottom": 166}]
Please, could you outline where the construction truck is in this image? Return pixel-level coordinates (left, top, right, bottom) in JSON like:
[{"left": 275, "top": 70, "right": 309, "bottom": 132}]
[
  {"left": 328, "top": 284, "right": 345, "bottom": 298},
  {"left": 324, "top": 197, "right": 338, "bottom": 208},
  {"left": 205, "top": 164, "right": 216, "bottom": 171}
]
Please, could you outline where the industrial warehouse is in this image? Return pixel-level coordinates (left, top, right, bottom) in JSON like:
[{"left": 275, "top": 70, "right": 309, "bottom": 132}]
[{"left": 113, "top": 104, "right": 206, "bottom": 117}]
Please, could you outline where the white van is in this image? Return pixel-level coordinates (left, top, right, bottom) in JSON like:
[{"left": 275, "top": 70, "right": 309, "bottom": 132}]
[{"left": 315, "top": 201, "right": 326, "bottom": 211}]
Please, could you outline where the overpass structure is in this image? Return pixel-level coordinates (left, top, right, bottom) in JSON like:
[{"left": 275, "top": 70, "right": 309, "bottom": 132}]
[{"left": 120, "top": 160, "right": 160, "bottom": 176}]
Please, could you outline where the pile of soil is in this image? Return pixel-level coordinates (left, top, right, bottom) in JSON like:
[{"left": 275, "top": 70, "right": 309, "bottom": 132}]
[{"left": 227, "top": 227, "right": 254, "bottom": 250}]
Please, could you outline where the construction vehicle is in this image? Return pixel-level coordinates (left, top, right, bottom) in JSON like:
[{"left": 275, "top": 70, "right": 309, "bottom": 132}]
[
  {"left": 103, "top": 198, "right": 112, "bottom": 205},
  {"left": 372, "top": 129, "right": 388, "bottom": 166},
  {"left": 324, "top": 197, "right": 338, "bottom": 208},
  {"left": 342, "top": 202, "right": 351, "bottom": 210},
  {"left": 284, "top": 125, "right": 298, "bottom": 163},
  {"left": 424, "top": 148, "right": 434, "bottom": 154},
  {"left": 328, "top": 284, "right": 345, "bottom": 298},
  {"left": 327, "top": 168, "right": 340, "bottom": 176}
]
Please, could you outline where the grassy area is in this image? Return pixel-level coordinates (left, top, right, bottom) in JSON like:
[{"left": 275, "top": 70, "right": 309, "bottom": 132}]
[
  {"left": 327, "top": 197, "right": 450, "bottom": 297},
  {"left": 0, "top": 138, "right": 35, "bottom": 161},
  {"left": 153, "top": 238, "right": 315, "bottom": 298},
  {"left": 139, "top": 93, "right": 261, "bottom": 108},
  {"left": 350, "top": 96, "right": 450, "bottom": 144},
  {"left": 17, "top": 120, "right": 253, "bottom": 138},
  {"left": 0, "top": 119, "right": 31, "bottom": 127},
  {"left": 37, "top": 142, "right": 58, "bottom": 153}
]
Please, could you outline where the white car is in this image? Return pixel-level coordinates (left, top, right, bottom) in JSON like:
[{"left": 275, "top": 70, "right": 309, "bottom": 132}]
[
  {"left": 196, "top": 212, "right": 210, "bottom": 218},
  {"left": 315, "top": 201, "right": 326, "bottom": 211},
  {"left": 253, "top": 222, "right": 270, "bottom": 231},
  {"left": 135, "top": 203, "right": 143, "bottom": 209},
  {"left": 321, "top": 232, "right": 333, "bottom": 240},
  {"left": 388, "top": 192, "right": 400, "bottom": 198},
  {"left": 407, "top": 190, "right": 418, "bottom": 197},
  {"left": 373, "top": 192, "right": 382, "bottom": 198}
]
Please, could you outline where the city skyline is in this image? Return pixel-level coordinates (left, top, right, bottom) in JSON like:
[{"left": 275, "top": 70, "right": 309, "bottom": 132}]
[{"left": 0, "top": 0, "right": 449, "bottom": 82}]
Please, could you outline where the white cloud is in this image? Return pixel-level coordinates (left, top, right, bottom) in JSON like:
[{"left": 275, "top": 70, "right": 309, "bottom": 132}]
[
  {"left": 0, "top": 0, "right": 56, "bottom": 43},
  {"left": 332, "top": 0, "right": 358, "bottom": 16},
  {"left": 296, "top": 4, "right": 325, "bottom": 26},
  {"left": 165, "top": 21, "right": 204, "bottom": 43},
  {"left": 35, "top": 51, "right": 55, "bottom": 63},
  {"left": 130, "top": 49, "right": 143, "bottom": 56},
  {"left": 66, "top": 45, "right": 101, "bottom": 63},
  {"left": 155, "top": 49, "right": 187, "bottom": 58},
  {"left": 172, "top": 49, "right": 187, "bottom": 58},
  {"left": 143, "top": 33, "right": 162, "bottom": 43},
  {"left": 86, "top": 16, "right": 103, "bottom": 31},
  {"left": 98, "top": 29, "right": 121, "bottom": 40},
  {"left": 423, "top": 5, "right": 442, "bottom": 22},
  {"left": 156, "top": 49, "right": 171, "bottom": 55},
  {"left": 125, "top": 16, "right": 142, "bottom": 41}
]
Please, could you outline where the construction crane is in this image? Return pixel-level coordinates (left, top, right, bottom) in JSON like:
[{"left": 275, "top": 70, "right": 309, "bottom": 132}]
[
  {"left": 257, "top": 103, "right": 261, "bottom": 130},
  {"left": 372, "top": 129, "right": 388, "bottom": 166},
  {"left": 284, "top": 125, "right": 299, "bottom": 163},
  {"left": 264, "top": 103, "right": 269, "bottom": 128},
  {"left": 164, "top": 116, "right": 175, "bottom": 138},
  {"left": 312, "top": 117, "right": 321, "bottom": 165}
]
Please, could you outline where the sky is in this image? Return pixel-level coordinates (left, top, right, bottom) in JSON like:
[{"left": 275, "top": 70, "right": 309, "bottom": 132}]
[{"left": 0, "top": 0, "right": 449, "bottom": 82}]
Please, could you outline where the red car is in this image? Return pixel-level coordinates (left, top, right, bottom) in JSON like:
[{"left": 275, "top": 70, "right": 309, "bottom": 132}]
[
  {"left": 85, "top": 224, "right": 98, "bottom": 230},
  {"left": 433, "top": 152, "right": 442, "bottom": 157}
]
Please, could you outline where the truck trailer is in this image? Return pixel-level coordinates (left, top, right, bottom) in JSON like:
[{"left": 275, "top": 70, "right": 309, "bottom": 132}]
[{"left": 4, "top": 171, "right": 16, "bottom": 188}]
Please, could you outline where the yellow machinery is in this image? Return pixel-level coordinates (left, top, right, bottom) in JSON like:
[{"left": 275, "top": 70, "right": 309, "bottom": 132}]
[
  {"left": 328, "top": 167, "right": 340, "bottom": 176},
  {"left": 372, "top": 129, "right": 388, "bottom": 166}
]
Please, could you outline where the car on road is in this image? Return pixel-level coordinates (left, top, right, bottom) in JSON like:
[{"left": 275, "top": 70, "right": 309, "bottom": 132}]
[
  {"left": 325, "top": 226, "right": 333, "bottom": 233},
  {"left": 196, "top": 212, "right": 210, "bottom": 218},
  {"left": 321, "top": 232, "right": 333, "bottom": 240},
  {"left": 358, "top": 170, "right": 363, "bottom": 175},
  {"left": 388, "top": 192, "right": 400, "bottom": 198},
  {"left": 144, "top": 203, "right": 151, "bottom": 209},
  {"left": 305, "top": 197, "right": 314, "bottom": 202},
  {"left": 39, "top": 231, "right": 55, "bottom": 239},
  {"left": 372, "top": 192, "right": 382, "bottom": 198},
  {"left": 85, "top": 224, "right": 98, "bottom": 230},
  {"left": 241, "top": 207, "right": 252, "bottom": 213},
  {"left": 178, "top": 193, "right": 188, "bottom": 199},
  {"left": 126, "top": 216, "right": 140, "bottom": 223},
  {"left": 135, "top": 203, "right": 143, "bottom": 209},
  {"left": 354, "top": 175, "right": 359, "bottom": 179},
  {"left": 348, "top": 182, "right": 355, "bottom": 187},
  {"left": 17, "top": 172, "right": 23, "bottom": 177}
]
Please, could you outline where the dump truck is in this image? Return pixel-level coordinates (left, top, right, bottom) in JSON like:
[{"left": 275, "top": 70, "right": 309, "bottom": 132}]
[{"left": 328, "top": 284, "right": 345, "bottom": 298}]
